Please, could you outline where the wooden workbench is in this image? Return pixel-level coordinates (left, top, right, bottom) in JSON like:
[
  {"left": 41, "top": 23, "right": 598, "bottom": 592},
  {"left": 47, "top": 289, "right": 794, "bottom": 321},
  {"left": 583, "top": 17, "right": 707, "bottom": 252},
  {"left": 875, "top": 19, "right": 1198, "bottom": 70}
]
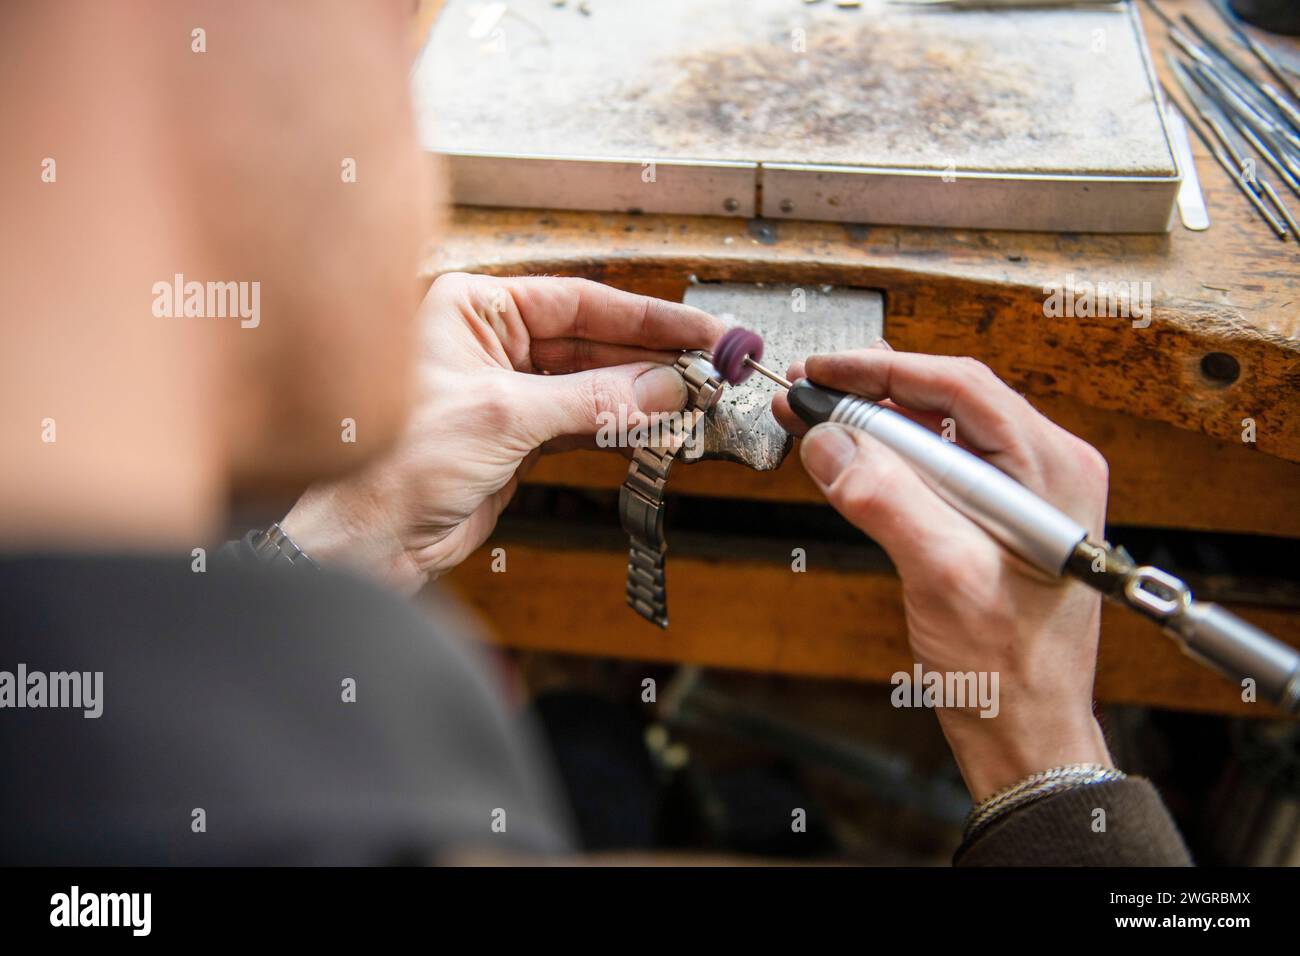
[{"left": 424, "top": 0, "right": 1300, "bottom": 716}]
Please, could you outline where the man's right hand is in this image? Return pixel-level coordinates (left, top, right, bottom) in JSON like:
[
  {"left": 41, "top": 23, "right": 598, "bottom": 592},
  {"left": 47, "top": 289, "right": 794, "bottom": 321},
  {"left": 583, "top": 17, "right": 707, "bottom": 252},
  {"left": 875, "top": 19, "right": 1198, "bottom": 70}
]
[{"left": 772, "top": 345, "right": 1114, "bottom": 804}]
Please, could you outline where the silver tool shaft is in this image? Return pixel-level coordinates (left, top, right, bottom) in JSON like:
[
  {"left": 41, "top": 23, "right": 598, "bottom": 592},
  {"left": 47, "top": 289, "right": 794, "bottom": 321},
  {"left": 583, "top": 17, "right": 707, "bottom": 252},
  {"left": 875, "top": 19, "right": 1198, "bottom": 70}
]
[
  {"left": 1178, "top": 13, "right": 1300, "bottom": 143},
  {"left": 1166, "top": 81, "right": 1290, "bottom": 238},
  {"left": 1260, "top": 178, "right": 1300, "bottom": 241},
  {"left": 1237, "top": 119, "right": 1300, "bottom": 198},
  {"left": 827, "top": 392, "right": 1088, "bottom": 574},
  {"left": 1168, "top": 66, "right": 1300, "bottom": 240},
  {"left": 1177, "top": 55, "right": 1300, "bottom": 181},
  {"left": 743, "top": 355, "right": 792, "bottom": 389},
  {"left": 1211, "top": 0, "right": 1300, "bottom": 104}
]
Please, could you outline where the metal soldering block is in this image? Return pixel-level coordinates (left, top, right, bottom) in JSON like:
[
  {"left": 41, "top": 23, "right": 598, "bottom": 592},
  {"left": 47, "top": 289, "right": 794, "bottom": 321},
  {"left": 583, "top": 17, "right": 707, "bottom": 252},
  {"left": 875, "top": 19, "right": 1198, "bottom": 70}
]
[
  {"left": 683, "top": 282, "right": 884, "bottom": 471},
  {"left": 414, "top": 0, "right": 1179, "bottom": 233}
]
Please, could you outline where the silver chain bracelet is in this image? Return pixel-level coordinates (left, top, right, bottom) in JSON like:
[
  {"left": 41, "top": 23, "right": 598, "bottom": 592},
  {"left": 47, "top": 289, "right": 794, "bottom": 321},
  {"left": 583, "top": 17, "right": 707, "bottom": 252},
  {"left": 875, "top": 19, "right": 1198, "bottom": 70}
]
[{"left": 964, "top": 763, "right": 1127, "bottom": 843}]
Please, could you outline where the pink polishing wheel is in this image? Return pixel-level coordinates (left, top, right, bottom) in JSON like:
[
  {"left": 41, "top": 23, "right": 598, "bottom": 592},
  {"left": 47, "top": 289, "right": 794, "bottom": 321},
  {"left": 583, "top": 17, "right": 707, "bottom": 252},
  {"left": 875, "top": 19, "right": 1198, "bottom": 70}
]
[{"left": 712, "top": 326, "right": 765, "bottom": 385}]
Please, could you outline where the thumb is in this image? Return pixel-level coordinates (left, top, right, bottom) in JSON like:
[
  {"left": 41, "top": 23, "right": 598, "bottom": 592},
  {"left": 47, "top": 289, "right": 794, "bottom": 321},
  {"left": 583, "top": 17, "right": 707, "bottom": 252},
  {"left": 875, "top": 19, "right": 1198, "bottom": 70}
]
[
  {"left": 800, "top": 423, "right": 985, "bottom": 576},
  {"left": 515, "top": 363, "right": 689, "bottom": 445}
]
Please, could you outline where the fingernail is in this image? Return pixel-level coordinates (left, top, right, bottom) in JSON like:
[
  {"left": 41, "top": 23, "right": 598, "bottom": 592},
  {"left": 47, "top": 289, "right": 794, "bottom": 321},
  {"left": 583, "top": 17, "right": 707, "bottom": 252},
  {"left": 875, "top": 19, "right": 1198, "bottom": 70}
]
[
  {"left": 634, "top": 366, "right": 688, "bottom": 413},
  {"left": 801, "top": 424, "right": 857, "bottom": 485},
  {"left": 870, "top": 337, "right": 894, "bottom": 351}
]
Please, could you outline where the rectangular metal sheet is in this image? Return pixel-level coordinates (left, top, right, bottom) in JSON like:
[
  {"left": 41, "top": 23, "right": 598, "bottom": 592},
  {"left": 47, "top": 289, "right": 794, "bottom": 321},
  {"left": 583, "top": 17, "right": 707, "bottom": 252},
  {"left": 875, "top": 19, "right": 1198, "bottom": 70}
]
[
  {"left": 443, "top": 151, "right": 757, "bottom": 218},
  {"left": 761, "top": 163, "right": 1179, "bottom": 231},
  {"left": 414, "top": 0, "right": 1179, "bottom": 232}
]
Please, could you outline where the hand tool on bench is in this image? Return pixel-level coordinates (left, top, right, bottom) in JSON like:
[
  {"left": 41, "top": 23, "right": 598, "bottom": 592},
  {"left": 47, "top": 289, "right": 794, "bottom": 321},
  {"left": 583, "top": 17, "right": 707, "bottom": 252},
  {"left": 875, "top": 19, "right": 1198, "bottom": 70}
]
[{"left": 1166, "top": 62, "right": 1300, "bottom": 237}]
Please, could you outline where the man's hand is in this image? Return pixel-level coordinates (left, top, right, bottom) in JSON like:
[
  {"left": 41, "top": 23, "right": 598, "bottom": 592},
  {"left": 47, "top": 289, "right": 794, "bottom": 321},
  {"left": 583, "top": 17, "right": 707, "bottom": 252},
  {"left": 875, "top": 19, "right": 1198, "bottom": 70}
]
[
  {"left": 773, "top": 344, "right": 1114, "bottom": 803},
  {"left": 282, "top": 273, "right": 723, "bottom": 592}
]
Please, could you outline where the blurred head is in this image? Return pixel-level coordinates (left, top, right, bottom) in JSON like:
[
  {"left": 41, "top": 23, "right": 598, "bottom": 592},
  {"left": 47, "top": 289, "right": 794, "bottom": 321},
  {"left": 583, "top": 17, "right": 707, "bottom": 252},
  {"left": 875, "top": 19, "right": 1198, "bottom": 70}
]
[{"left": 0, "top": 0, "right": 434, "bottom": 543}]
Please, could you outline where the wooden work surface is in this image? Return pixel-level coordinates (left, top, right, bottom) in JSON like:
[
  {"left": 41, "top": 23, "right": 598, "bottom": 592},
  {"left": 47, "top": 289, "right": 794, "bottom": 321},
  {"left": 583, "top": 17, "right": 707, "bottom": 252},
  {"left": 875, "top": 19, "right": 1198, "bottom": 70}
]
[{"left": 423, "top": 0, "right": 1300, "bottom": 716}]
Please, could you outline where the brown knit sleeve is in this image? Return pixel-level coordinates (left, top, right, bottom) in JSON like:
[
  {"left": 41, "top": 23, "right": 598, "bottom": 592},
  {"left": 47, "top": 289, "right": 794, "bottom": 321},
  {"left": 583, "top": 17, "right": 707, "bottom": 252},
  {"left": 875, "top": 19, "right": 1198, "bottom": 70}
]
[{"left": 954, "top": 777, "right": 1193, "bottom": 866}]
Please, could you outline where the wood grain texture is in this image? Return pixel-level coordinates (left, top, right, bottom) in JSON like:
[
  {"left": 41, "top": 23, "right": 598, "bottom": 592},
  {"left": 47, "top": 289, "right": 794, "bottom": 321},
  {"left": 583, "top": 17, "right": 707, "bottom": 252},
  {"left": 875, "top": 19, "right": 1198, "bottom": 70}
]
[
  {"left": 424, "top": 205, "right": 1300, "bottom": 462},
  {"left": 439, "top": 542, "right": 1298, "bottom": 718}
]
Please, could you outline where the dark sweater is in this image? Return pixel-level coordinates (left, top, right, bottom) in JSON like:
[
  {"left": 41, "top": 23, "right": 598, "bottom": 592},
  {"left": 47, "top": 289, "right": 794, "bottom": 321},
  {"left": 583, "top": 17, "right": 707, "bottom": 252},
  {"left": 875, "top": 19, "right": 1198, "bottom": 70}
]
[
  {"left": 0, "top": 552, "right": 1190, "bottom": 865},
  {"left": 0, "top": 553, "right": 572, "bottom": 864},
  {"left": 956, "top": 778, "right": 1192, "bottom": 866}
]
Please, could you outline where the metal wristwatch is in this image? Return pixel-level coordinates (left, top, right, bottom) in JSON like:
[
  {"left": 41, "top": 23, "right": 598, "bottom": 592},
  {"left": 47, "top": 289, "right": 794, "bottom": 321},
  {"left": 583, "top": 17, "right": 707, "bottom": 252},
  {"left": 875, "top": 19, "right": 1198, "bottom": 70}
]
[
  {"left": 619, "top": 351, "right": 724, "bottom": 627},
  {"left": 248, "top": 521, "right": 320, "bottom": 571}
]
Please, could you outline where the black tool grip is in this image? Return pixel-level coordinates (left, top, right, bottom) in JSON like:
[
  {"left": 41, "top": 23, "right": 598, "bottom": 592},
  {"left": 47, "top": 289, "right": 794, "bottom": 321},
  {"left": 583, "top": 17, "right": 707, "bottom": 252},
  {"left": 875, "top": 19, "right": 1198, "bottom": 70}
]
[{"left": 787, "top": 379, "right": 849, "bottom": 428}]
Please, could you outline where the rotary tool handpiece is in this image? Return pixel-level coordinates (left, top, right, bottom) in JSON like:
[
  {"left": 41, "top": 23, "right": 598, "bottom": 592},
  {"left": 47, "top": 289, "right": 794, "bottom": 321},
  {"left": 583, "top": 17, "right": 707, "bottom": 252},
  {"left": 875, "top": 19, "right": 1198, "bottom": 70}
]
[
  {"left": 709, "top": 326, "right": 1299, "bottom": 711},
  {"left": 784, "top": 377, "right": 1300, "bottom": 713},
  {"left": 786, "top": 378, "right": 1087, "bottom": 576}
]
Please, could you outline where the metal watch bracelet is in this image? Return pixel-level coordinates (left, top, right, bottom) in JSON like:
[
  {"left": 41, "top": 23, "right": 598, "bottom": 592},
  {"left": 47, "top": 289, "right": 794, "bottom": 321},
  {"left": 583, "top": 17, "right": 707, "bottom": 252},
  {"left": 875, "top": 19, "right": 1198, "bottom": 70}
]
[
  {"left": 619, "top": 351, "right": 723, "bottom": 627},
  {"left": 248, "top": 521, "right": 320, "bottom": 572}
]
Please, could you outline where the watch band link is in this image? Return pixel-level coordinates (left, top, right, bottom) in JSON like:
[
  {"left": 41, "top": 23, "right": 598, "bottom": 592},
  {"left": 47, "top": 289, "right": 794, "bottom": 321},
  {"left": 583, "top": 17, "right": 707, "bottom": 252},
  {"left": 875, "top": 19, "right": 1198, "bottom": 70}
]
[
  {"left": 248, "top": 522, "right": 320, "bottom": 571},
  {"left": 619, "top": 351, "right": 723, "bottom": 628}
]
